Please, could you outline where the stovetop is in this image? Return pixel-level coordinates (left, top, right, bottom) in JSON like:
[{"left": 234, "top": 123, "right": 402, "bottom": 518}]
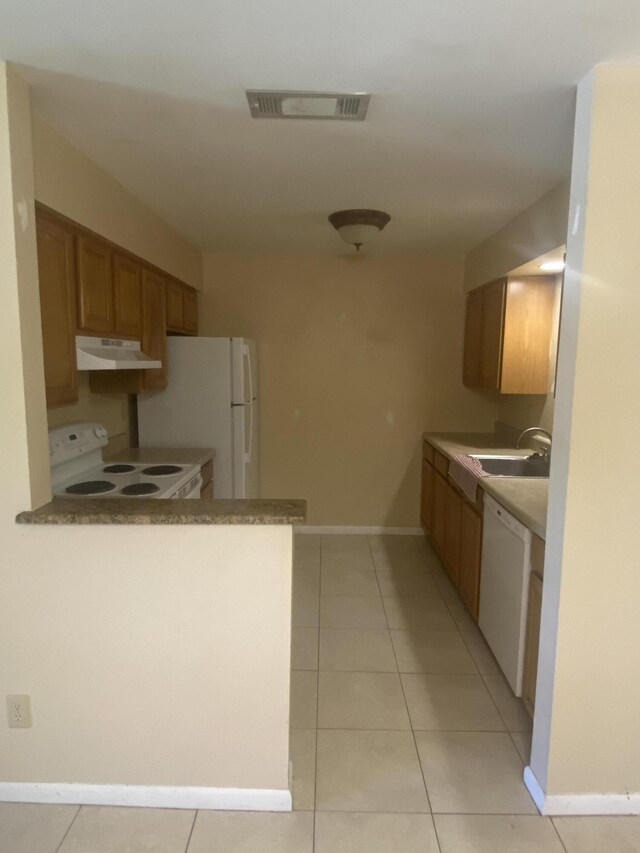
[
  {"left": 53, "top": 460, "right": 200, "bottom": 499},
  {"left": 49, "top": 423, "right": 200, "bottom": 499}
]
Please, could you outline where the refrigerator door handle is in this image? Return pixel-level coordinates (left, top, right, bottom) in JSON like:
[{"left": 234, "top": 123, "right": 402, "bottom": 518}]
[
  {"left": 245, "top": 402, "right": 253, "bottom": 465},
  {"left": 243, "top": 343, "right": 254, "bottom": 405}
]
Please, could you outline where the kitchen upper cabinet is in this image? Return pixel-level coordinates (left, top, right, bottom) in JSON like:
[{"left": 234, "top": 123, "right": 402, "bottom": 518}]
[
  {"left": 140, "top": 269, "right": 167, "bottom": 392},
  {"left": 166, "top": 279, "right": 199, "bottom": 335},
  {"left": 480, "top": 280, "right": 506, "bottom": 389},
  {"left": 114, "top": 254, "right": 143, "bottom": 338},
  {"left": 458, "top": 502, "right": 483, "bottom": 620},
  {"left": 76, "top": 236, "right": 114, "bottom": 334},
  {"left": 36, "top": 212, "right": 78, "bottom": 408},
  {"left": 166, "top": 280, "right": 184, "bottom": 331},
  {"left": 463, "top": 275, "right": 556, "bottom": 394},
  {"left": 463, "top": 289, "right": 483, "bottom": 387},
  {"left": 36, "top": 206, "right": 199, "bottom": 405},
  {"left": 183, "top": 286, "right": 198, "bottom": 334},
  {"left": 90, "top": 268, "right": 167, "bottom": 395}
]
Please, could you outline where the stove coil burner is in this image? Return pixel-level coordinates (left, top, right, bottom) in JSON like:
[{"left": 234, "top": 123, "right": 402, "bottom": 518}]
[
  {"left": 120, "top": 483, "right": 160, "bottom": 496},
  {"left": 103, "top": 464, "right": 136, "bottom": 474},
  {"left": 66, "top": 480, "right": 116, "bottom": 496},
  {"left": 142, "top": 465, "right": 184, "bottom": 477}
]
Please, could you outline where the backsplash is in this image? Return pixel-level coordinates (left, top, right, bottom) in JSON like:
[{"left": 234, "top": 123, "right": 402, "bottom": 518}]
[{"left": 46, "top": 373, "right": 131, "bottom": 454}]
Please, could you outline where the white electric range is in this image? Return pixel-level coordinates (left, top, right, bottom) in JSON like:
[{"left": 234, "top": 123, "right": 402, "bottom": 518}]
[{"left": 49, "top": 423, "right": 202, "bottom": 499}]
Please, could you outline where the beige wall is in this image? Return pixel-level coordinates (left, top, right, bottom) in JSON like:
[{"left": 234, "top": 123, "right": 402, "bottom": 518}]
[
  {"left": 32, "top": 113, "right": 204, "bottom": 445},
  {"left": 47, "top": 374, "right": 131, "bottom": 455},
  {"left": 202, "top": 253, "right": 497, "bottom": 526},
  {"left": 0, "top": 63, "right": 50, "bottom": 510},
  {"left": 2, "top": 524, "right": 292, "bottom": 797},
  {"left": 531, "top": 66, "right": 640, "bottom": 804},
  {"left": 464, "top": 181, "right": 570, "bottom": 292},
  {"left": 32, "top": 114, "right": 202, "bottom": 288},
  {"left": 1, "top": 62, "right": 291, "bottom": 807},
  {"left": 463, "top": 183, "right": 569, "bottom": 437}
]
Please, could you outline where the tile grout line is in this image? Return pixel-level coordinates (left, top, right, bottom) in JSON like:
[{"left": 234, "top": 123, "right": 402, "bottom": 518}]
[
  {"left": 550, "top": 817, "right": 570, "bottom": 852},
  {"left": 374, "top": 534, "right": 437, "bottom": 824},
  {"left": 311, "top": 538, "right": 325, "bottom": 847},
  {"left": 418, "top": 538, "right": 541, "bottom": 822},
  {"left": 54, "top": 804, "right": 82, "bottom": 853},
  {"left": 183, "top": 808, "right": 199, "bottom": 853},
  {"left": 426, "top": 538, "right": 540, "bottom": 814},
  {"left": 478, "top": 670, "right": 534, "bottom": 775}
]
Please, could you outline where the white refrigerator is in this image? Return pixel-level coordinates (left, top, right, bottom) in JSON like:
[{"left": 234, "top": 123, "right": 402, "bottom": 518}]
[{"left": 137, "top": 337, "right": 258, "bottom": 499}]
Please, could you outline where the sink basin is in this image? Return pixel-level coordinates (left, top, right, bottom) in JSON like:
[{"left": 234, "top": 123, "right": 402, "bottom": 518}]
[{"left": 470, "top": 454, "right": 550, "bottom": 478}]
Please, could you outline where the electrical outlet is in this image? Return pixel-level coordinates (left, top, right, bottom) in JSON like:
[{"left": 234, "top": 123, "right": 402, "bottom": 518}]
[{"left": 7, "top": 695, "right": 32, "bottom": 728}]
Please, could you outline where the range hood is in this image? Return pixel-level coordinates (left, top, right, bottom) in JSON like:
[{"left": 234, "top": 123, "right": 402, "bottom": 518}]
[{"left": 76, "top": 336, "right": 162, "bottom": 371}]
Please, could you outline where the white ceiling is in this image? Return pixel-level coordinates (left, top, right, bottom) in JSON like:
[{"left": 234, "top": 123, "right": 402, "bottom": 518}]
[{"left": 3, "top": 0, "right": 640, "bottom": 254}]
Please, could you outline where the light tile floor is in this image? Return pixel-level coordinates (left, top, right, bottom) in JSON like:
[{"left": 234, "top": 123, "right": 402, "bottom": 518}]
[{"left": 2, "top": 533, "right": 640, "bottom": 851}]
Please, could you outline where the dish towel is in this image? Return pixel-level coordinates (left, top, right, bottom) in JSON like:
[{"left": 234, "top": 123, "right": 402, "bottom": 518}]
[{"left": 449, "top": 454, "right": 488, "bottom": 502}]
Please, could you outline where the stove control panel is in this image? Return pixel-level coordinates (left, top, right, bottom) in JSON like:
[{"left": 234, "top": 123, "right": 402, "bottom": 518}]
[{"left": 49, "top": 423, "right": 109, "bottom": 469}]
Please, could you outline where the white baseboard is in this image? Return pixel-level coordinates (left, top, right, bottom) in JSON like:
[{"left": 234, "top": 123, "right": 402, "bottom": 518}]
[
  {"left": 524, "top": 766, "right": 640, "bottom": 815},
  {"left": 0, "top": 782, "right": 292, "bottom": 812},
  {"left": 294, "top": 525, "right": 424, "bottom": 535}
]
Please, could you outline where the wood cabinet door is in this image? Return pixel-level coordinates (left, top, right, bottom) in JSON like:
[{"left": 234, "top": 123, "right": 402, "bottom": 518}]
[
  {"left": 444, "top": 484, "right": 462, "bottom": 585},
  {"left": 432, "top": 472, "right": 447, "bottom": 559},
  {"left": 421, "top": 459, "right": 434, "bottom": 533},
  {"left": 141, "top": 270, "right": 167, "bottom": 392},
  {"left": 522, "top": 571, "right": 543, "bottom": 716},
  {"left": 501, "top": 277, "right": 556, "bottom": 394},
  {"left": 166, "top": 280, "right": 184, "bottom": 331},
  {"left": 480, "top": 279, "right": 506, "bottom": 390},
  {"left": 114, "top": 254, "right": 142, "bottom": 337},
  {"left": 77, "top": 236, "right": 114, "bottom": 334},
  {"left": 36, "top": 213, "right": 78, "bottom": 408},
  {"left": 459, "top": 502, "right": 483, "bottom": 621},
  {"left": 463, "top": 291, "right": 483, "bottom": 387},
  {"left": 183, "top": 286, "right": 198, "bottom": 335}
]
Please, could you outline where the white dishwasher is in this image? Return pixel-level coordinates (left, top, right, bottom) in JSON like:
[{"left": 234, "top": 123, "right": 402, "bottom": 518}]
[{"left": 479, "top": 494, "right": 532, "bottom": 696}]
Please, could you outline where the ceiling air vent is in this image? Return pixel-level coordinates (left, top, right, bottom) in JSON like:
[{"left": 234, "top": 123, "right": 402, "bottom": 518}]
[{"left": 246, "top": 90, "right": 370, "bottom": 121}]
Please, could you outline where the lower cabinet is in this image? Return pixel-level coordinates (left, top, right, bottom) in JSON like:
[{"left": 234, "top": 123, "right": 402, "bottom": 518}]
[
  {"left": 458, "top": 502, "right": 483, "bottom": 621},
  {"left": 200, "top": 459, "right": 214, "bottom": 498},
  {"left": 420, "top": 458, "right": 434, "bottom": 532},
  {"left": 421, "top": 439, "right": 483, "bottom": 624},
  {"left": 444, "top": 484, "right": 462, "bottom": 586},
  {"left": 432, "top": 471, "right": 447, "bottom": 559}
]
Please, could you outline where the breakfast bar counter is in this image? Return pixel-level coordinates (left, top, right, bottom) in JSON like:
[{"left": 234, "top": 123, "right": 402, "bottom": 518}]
[{"left": 16, "top": 497, "right": 306, "bottom": 525}]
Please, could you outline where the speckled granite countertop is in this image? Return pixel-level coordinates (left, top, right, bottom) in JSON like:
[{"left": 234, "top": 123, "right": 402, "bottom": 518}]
[
  {"left": 16, "top": 498, "right": 306, "bottom": 526},
  {"left": 106, "top": 447, "right": 215, "bottom": 467},
  {"left": 423, "top": 431, "right": 548, "bottom": 539}
]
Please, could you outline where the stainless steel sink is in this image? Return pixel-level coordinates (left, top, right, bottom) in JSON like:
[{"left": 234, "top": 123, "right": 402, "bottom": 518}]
[{"left": 470, "top": 454, "right": 550, "bottom": 478}]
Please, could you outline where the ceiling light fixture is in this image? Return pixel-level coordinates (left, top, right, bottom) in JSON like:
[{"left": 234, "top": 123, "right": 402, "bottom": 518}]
[
  {"left": 328, "top": 209, "right": 391, "bottom": 252},
  {"left": 539, "top": 259, "right": 565, "bottom": 272}
]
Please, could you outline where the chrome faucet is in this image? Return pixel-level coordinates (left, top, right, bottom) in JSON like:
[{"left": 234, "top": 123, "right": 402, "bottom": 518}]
[{"left": 516, "top": 427, "right": 552, "bottom": 462}]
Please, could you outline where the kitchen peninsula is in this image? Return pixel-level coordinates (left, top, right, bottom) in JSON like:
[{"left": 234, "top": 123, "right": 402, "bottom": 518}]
[{"left": 9, "top": 496, "right": 306, "bottom": 811}]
